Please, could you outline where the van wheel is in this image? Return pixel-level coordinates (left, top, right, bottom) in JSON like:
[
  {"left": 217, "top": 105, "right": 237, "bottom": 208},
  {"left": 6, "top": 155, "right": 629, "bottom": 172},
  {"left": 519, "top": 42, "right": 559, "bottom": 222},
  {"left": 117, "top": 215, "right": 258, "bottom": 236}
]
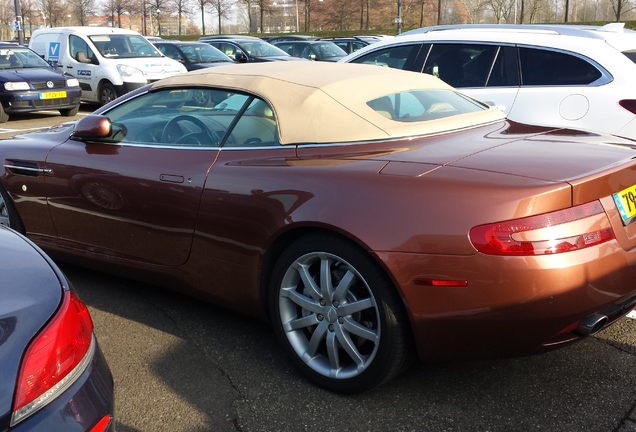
[
  {"left": 0, "top": 104, "right": 9, "bottom": 123},
  {"left": 99, "top": 82, "right": 118, "bottom": 106},
  {"left": 60, "top": 106, "right": 79, "bottom": 116}
]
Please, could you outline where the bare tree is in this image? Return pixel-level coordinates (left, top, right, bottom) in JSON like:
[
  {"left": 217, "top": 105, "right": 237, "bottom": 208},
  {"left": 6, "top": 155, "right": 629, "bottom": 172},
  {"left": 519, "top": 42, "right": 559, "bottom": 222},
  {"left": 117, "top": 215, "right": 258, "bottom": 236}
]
[
  {"left": 208, "top": 0, "right": 231, "bottom": 34},
  {"left": 301, "top": 0, "right": 318, "bottom": 31},
  {"left": 101, "top": 0, "right": 126, "bottom": 27},
  {"left": 21, "top": 0, "right": 37, "bottom": 36},
  {"left": 251, "top": 0, "right": 267, "bottom": 33},
  {"left": 486, "top": 0, "right": 514, "bottom": 22},
  {"left": 523, "top": 0, "right": 546, "bottom": 21},
  {"left": 610, "top": 0, "right": 635, "bottom": 20},
  {"left": 321, "top": 0, "right": 356, "bottom": 29},
  {"left": 38, "top": 0, "right": 67, "bottom": 27},
  {"left": 146, "top": 0, "right": 173, "bottom": 35},
  {"left": 455, "top": 0, "right": 487, "bottom": 22},
  {"left": 239, "top": 0, "right": 253, "bottom": 31},
  {"left": 171, "top": 0, "right": 193, "bottom": 34},
  {"left": 195, "top": 0, "right": 209, "bottom": 34},
  {"left": 67, "top": 0, "right": 97, "bottom": 25},
  {"left": 0, "top": 0, "right": 14, "bottom": 39}
]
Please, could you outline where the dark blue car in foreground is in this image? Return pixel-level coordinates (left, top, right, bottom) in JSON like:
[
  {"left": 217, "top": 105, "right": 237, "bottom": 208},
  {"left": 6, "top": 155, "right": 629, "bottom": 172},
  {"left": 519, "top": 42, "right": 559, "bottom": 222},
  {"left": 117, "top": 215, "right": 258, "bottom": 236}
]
[
  {"left": 0, "top": 221, "right": 114, "bottom": 431},
  {"left": 0, "top": 44, "right": 81, "bottom": 123}
]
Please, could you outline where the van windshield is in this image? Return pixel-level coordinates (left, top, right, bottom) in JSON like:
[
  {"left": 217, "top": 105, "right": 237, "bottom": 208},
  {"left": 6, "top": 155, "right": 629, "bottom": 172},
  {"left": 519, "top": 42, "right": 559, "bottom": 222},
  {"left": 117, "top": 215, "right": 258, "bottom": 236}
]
[{"left": 89, "top": 34, "right": 161, "bottom": 58}]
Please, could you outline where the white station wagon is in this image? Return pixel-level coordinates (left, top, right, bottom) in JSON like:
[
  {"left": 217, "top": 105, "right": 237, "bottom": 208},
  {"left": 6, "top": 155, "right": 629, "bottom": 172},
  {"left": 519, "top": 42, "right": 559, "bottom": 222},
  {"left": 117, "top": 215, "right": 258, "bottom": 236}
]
[{"left": 342, "top": 23, "right": 636, "bottom": 139}]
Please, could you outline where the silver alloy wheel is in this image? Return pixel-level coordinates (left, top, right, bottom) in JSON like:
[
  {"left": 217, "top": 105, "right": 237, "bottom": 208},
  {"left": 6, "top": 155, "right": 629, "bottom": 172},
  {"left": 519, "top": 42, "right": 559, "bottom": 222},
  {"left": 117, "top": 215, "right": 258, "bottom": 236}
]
[
  {"left": 278, "top": 251, "right": 380, "bottom": 379},
  {"left": 0, "top": 192, "right": 9, "bottom": 227}
]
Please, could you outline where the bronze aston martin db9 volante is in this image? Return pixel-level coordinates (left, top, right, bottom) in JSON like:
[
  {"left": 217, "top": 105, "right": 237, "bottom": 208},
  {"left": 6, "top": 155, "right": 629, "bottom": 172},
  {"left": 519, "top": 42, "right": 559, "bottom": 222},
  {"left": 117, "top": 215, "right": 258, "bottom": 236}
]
[{"left": 2, "top": 62, "right": 636, "bottom": 393}]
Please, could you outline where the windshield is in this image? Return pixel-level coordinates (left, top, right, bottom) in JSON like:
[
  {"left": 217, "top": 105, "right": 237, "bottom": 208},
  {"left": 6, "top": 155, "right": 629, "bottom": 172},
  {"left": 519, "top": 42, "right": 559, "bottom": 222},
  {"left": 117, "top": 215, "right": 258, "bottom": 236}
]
[
  {"left": 313, "top": 42, "right": 347, "bottom": 58},
  {"left": 0, "top": 47, "right": 52, "bottom": 69},
  {"left": 182, "top": 44, "right": 233, "bottom": 64},
  {"left": 89, "top": 34, "right": 161, "bottom": 58},
  {"left": 237, "top": 40, "right": 289, "bottom": 58}
]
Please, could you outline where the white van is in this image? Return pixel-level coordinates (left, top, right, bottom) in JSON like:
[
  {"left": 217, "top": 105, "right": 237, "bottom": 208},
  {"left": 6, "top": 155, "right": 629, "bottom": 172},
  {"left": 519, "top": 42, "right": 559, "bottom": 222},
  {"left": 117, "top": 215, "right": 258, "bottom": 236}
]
[{"left": 29, "top": 27, "right": 187, "bottom": 105}]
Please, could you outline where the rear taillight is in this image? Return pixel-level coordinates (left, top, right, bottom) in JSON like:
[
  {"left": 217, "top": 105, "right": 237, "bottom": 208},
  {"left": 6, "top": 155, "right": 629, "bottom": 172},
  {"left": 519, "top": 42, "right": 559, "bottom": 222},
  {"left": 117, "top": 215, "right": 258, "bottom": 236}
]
[
  {"left": 11, "top": 290, "right": 94, "bottom": 426},
  {"left": 619, "top": 100, "right": 636, "bottom": 114},
  {"left": 469, "top": 201, "right": 615, "bottom": 255}
]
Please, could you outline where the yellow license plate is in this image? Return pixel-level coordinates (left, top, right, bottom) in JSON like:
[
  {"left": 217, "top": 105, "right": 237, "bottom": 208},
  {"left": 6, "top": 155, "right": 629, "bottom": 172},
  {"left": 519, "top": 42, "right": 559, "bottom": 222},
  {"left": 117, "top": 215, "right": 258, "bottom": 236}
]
[
  {"left": 613, "top": 184, "right": 636, "bottom": 225},
  {"left": 39, "top": 91, "right": 66, "bottom": 100}
]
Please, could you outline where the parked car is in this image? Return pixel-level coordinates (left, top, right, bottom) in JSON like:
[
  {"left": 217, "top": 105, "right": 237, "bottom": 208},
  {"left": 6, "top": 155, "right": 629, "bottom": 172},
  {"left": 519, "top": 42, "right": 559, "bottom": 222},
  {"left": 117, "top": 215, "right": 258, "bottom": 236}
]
[
  {"left": 272, "top": 40, "right": 347, "bottom": 61},
  {"left": 320, "top": 36, "right": 384, "bottom": 53},
  {"left": 29, "top": 27, "right": 187, "bottom": 105},
  {"left": 153, "top": 41, "right": 234, "bottom": 71},
  {"left": 263, "top": 35, "right": 320, "bottom": 44},
  {"left": 2, "top": 62, "right": 636, "bottom": 394},
  {"left": 0, "top": 223, "right": 114, "bottom": 430},
  {"left": 0, "top": 43, "right": 81, "bottom": 122},
  {"left": 342, "top": 23, "right": 636, "bottom": 139},
  {"left": 199, "top": 35, "right": 304, "bottom": 62}
]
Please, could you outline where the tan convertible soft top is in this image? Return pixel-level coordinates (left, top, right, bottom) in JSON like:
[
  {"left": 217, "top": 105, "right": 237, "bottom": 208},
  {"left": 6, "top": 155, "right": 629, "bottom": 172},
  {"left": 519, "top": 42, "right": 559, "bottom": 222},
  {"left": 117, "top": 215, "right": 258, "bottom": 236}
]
[{"left": 152, "top": 62, "right": 506, "bottom": 145}]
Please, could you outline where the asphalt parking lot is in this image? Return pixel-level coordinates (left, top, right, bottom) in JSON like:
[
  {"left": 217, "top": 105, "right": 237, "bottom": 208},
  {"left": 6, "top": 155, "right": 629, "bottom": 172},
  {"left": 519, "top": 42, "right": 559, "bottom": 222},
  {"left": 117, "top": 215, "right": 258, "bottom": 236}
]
[{"left": 4, "top": 106, "right": 636, "bottom": 432}]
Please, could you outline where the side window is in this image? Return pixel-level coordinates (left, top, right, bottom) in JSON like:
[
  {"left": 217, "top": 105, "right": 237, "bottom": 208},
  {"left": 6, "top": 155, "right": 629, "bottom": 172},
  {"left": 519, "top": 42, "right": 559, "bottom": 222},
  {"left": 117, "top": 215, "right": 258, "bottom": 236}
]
[
  {"left": 69, "top": 34, "right": 95, "bottom": 63},
  {"left": 276, "top": 43, "right": 293, "bottom": 56},
  {"left": 367, "top": 89, "right": 487, "bottom": 122},
  {"left": 159, "top": 44, "right": 181, "bottom": 60},
  {"left": 216, "top": 43, "right": 237, "bottom": 59},
  {"left": 352, "top": 42, "right": 366, "bottom": 52},
  {"left": 486, "top": 46, "right": 519, "bottom": 87},
  {"left": 422, "top": 43, "right": 503, "bottom": 88},
  {"left": 519, "top": 47, "right": 602, "bottom": 86},
  {"left": 350, "top": 44, "right": 423, "bottom": 71},
  {"left": 182, "top": 47, "right": 198, "bottom": 62},
  {"left": 225, "top": 99, "right": 280, "bottom": 147},
  {"left": 98, "top": 89, "right": 279, "bottom": 148}
]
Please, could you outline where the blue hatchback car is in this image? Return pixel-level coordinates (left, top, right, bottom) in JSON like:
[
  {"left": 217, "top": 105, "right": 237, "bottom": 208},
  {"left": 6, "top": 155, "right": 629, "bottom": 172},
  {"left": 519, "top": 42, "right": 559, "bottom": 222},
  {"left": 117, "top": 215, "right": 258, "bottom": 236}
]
[
  {"left": 0, "top": 223, "right": 114, "bottom": 431},
  {"left": 0, "top": 44, "right": 81, "bottom": 123}
]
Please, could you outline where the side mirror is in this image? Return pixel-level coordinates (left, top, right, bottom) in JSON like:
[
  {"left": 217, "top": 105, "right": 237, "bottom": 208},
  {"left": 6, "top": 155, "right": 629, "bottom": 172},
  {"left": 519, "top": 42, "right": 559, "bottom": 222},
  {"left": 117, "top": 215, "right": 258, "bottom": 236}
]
[
  {"left": 71, "top": 115, "right": 112, "bottom": 139},
  {"left": 235, "top": 53, "right": 248, "bottom": 63}
]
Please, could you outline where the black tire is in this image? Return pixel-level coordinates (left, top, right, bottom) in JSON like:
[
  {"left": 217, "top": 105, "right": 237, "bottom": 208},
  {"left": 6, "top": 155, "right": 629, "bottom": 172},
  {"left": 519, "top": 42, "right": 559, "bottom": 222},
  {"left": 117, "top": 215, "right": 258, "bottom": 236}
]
[
  {"left": 0, "top": 186, "right": 24, "bottom": 233},
  {"left": 60, "top": 106, "right": 80, "bottom": 117},
  {"left": 0, "top": 104, "right": 9, "bottom": 123},
  {"left": 99, "top": 82, "right": 118, "bottom": 106},
  {"left": 269, "top": 232, "right": 414, "bottom": 393}
]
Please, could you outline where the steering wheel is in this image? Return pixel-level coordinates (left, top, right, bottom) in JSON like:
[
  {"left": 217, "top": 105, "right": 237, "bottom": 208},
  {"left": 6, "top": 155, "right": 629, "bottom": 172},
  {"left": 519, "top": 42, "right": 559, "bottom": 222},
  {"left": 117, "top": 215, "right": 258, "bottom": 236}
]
[{"left": 161, "top": 115, "right": 220, "bottom": 145}]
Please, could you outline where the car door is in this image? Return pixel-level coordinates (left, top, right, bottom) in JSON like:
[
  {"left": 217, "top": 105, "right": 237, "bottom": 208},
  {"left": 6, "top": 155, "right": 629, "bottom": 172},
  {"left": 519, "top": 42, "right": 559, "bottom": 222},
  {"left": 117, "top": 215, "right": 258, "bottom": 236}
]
[
  {"left": 420, "top": 43, "right": 520, "bottom": 114},
  {"left": 66, "top": 34, "right": 99, "bottom": 101},
  {"left": 43, "top": 88, "right": 240, "bottom": 266}
]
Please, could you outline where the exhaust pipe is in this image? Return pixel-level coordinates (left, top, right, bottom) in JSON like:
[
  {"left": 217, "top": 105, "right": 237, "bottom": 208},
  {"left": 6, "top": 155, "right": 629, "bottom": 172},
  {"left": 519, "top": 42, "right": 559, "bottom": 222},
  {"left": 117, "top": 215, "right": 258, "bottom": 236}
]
[{"left": 577, "top": 313, "right": 609, "bottom": 336}]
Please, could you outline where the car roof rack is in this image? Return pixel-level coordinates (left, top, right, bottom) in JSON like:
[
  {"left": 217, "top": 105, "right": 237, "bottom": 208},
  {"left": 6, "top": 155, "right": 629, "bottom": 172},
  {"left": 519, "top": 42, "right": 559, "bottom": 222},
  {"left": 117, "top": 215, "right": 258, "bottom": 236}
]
[{"left": 399, "top": 23, "right": 634, "bottom": 40}]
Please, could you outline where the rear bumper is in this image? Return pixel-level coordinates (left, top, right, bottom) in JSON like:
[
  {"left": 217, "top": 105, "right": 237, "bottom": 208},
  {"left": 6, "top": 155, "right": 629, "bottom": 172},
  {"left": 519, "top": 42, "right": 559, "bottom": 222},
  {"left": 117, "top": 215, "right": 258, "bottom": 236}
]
[
  {"left": 10, "top": 341, "right": 114, "bottom": 432},
  {"left": 378, "top": 238, "right": 636, "bottom": 361}
]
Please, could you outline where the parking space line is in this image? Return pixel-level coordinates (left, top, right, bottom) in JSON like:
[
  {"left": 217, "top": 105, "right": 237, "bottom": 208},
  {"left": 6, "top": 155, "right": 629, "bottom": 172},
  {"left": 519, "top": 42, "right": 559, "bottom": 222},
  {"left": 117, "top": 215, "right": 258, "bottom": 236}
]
[
  {"left": 628, "top": 310, "right": 636, "bottom": 319},
  {"left": 0, "top": 126, "right": 52, "bottom": 133}
]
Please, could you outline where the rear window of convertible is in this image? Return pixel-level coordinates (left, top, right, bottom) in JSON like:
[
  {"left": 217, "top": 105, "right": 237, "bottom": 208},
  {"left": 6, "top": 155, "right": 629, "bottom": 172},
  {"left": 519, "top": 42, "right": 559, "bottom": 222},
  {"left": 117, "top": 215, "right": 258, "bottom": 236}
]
[{"left": 367, "top": 89, "right": 487, "bottom": 122}]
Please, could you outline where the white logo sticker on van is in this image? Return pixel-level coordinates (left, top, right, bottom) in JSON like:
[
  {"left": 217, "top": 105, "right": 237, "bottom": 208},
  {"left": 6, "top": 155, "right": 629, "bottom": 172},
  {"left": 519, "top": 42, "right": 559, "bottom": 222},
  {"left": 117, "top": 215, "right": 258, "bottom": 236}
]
[
  {"left": 48, "top": 42, "right": 60, "bottom": 62},
  {"left": 77, "top": 70, "right": 91, "bottom": 76}
]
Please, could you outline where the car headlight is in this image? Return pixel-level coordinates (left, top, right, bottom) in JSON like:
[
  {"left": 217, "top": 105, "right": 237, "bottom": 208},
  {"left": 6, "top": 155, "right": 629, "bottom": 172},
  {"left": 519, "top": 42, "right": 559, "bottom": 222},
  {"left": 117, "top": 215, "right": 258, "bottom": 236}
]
[
  {"left": 66, "top": 78, "right": 79, "bottom": 87},
  {"left": 4, "top": 82, "right": 30, "bottom": 91},
  {"left": 116, "top": 64, "right": 143, "bottom": 78}
]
